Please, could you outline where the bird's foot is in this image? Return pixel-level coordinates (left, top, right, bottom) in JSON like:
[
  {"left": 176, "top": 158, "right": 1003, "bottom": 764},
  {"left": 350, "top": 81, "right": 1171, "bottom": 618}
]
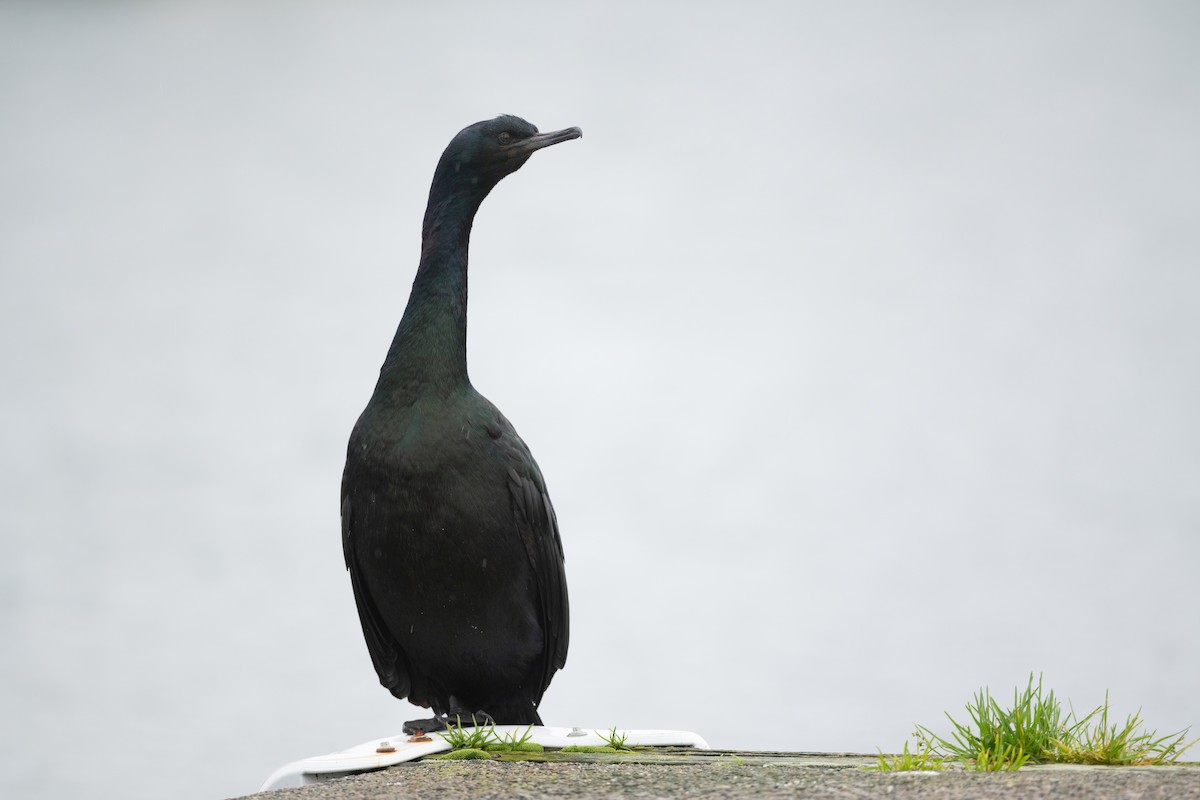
[{"left": 403, "top": 714, "right": 449, "bottom": 735}]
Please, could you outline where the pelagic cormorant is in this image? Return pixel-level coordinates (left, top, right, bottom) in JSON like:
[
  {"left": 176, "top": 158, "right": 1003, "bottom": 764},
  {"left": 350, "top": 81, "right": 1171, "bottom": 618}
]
[{"left": 341, "top": 116, "right": 580, "bottom": 733}]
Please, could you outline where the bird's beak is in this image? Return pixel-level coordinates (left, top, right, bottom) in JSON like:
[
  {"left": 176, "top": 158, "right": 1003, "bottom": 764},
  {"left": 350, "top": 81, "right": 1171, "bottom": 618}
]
[{"left": 508, "top": 127, "right": 583, "bottom": 157}]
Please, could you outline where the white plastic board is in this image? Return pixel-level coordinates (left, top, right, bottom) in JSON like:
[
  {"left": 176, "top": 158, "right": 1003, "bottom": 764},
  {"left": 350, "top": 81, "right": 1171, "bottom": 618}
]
[{"left": 261, "top": 726, "right": 710, "bottom": 791}]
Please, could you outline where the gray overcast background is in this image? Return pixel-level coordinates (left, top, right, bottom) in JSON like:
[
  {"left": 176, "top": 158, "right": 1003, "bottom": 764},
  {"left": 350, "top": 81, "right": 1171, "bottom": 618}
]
[{"left": 2, "top": 2, "right": 1198, "bottom": 799}]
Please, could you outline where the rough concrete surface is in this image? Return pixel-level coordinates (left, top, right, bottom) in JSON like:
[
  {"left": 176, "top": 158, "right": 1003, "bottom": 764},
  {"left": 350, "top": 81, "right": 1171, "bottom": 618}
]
[{"left": 240, "top": 751, "right": 1200, "bottom": 800}]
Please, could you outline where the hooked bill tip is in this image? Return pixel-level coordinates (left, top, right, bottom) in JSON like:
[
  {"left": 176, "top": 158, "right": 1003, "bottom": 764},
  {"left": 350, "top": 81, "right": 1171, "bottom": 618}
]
[{"left": 516, "top": 126, "right": 583, "bottom": 155}]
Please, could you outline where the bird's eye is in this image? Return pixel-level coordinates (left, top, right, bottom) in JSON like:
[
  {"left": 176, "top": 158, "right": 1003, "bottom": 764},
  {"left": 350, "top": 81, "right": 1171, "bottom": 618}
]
[{"left": 497, "top": 132, "right": 512, "bottom": 144}]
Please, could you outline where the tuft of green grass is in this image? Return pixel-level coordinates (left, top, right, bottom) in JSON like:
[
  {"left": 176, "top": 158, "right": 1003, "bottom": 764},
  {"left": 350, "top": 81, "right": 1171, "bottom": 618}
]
[
  {"left": 433, "top": 748, "right": 492, "bottom": 760},
  {"left": 1052, "top": 693, "right": 1198, "bottom": 766},
  {"left": 904, "top": 674, "right": 1195, "bottom": 772},
  {"left": 483, "top": 725, "right": 544, "bottom": 753},
  {"left": 868, "top": 738, "right": 947, "bottom": 772},
  {"left": 917, "top": 674, "right": 1061, "bottom": 771},
  {"left": 596, "top": 726, "right": 634, "bottom": 751},
  {"left": 971, "top": 743, "right": 1029, "bottom": 772},
  {"left": 439, "top": 715, "right": 499, "bottom": 750}
]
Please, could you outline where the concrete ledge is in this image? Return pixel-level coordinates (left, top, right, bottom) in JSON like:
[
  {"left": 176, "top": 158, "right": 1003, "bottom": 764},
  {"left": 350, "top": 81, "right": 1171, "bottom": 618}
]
[{"left": 239, "top": 750, "right": 1200, "bottom": 799}]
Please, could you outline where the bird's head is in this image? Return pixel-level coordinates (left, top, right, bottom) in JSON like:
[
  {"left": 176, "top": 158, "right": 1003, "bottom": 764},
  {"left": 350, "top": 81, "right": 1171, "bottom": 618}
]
[{"left": 432, "top": 115, "right": 582, "bottom": 195}]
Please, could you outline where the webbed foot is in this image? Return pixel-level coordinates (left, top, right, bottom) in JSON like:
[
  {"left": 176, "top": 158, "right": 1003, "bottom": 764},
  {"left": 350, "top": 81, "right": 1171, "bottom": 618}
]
[{"left": 403, "top": 714, "right": 449, "bottom": 735}]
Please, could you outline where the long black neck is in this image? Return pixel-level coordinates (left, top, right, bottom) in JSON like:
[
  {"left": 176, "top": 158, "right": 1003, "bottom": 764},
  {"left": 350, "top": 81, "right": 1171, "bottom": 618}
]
[{"left": 374, "top": 170, "right": 496, "bottom": 401}]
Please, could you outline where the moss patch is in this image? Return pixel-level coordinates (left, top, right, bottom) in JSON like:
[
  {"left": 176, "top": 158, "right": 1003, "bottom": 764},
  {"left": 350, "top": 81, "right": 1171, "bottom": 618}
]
[
  {"left": 559, "top": 745, "right": 619, "bottom": 753},
  {"left": 484, "top": 741, "right": 545, "bottom": 753},
  {"left": 433, "top": 748, "right": 492, "bottom": 760}
]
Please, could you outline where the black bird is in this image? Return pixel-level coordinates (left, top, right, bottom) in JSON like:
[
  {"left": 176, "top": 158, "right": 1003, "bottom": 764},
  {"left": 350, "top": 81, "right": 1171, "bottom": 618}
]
[{"left": 341, "top": 116, "right": 580, "bottom": 733}]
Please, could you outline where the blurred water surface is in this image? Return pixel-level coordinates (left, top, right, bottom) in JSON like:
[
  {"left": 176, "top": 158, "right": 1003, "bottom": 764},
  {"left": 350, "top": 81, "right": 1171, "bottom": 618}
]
[{"left": 2, "top": 2, "right": 1198, "bottom": 799}]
